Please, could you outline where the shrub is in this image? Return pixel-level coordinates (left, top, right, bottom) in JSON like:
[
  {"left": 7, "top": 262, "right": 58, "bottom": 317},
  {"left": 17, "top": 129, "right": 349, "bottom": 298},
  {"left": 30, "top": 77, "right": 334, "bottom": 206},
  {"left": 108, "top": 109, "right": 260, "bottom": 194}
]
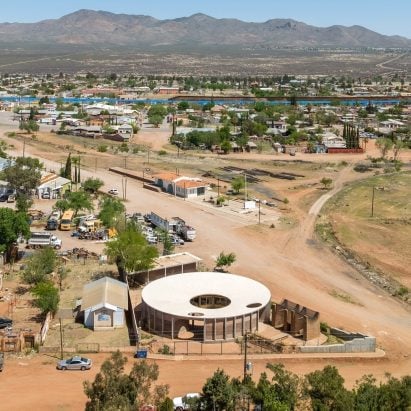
[
  {"left": 97, "top": 145, "right": 108, "bottom": 153},
  {"left": 158, "top": 150, "right": 167, "bottom": 156},
  {"left": 158, "top": 344, "right": 172, "bottom": 355}
]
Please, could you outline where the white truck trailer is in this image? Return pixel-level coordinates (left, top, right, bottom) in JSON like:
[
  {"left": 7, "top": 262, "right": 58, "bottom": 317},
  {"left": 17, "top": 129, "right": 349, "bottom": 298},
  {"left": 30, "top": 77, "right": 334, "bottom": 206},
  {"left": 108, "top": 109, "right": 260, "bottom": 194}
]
[{"left": 27, "top": 232, "right": 62, "bottom": 249}]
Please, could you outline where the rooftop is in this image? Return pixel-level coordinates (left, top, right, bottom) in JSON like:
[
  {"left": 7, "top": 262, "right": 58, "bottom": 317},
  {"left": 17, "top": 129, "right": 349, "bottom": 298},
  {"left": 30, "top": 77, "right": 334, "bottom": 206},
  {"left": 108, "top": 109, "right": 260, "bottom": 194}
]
[
  {"left": 142, "top": 272, "right": 271, "bottom": 319},
  {"left": 82, "top": 277, "right": 128, "bottom": 311}
]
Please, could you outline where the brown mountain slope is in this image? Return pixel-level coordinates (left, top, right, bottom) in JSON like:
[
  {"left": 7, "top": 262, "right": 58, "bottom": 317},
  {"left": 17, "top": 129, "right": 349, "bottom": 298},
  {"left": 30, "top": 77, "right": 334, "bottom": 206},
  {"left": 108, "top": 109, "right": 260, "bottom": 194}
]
[{"left": 0, "top": 9, "right": 410, "bottom": 49}]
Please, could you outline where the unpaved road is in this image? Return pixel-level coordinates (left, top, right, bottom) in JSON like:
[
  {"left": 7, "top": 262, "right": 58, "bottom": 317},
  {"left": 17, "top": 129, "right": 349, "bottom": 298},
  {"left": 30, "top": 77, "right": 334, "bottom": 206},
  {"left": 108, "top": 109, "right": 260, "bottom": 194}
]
[{"left": 1, "top": 113, "right": 410, "bottom": 410}]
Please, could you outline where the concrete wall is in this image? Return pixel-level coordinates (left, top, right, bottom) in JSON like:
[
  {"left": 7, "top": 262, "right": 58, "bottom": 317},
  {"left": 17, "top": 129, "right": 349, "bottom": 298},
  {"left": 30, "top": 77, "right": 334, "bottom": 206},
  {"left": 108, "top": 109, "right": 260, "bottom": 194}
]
[{"left": 299, "top": 336, "right": 376, "bottom": 353}]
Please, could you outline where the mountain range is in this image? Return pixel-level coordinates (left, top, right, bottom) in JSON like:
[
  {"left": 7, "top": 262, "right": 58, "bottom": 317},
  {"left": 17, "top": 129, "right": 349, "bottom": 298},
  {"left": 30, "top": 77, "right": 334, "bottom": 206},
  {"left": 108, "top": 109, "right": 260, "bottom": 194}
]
[{"left": 0, "top": 9, "right": 410, "bottom": 49}]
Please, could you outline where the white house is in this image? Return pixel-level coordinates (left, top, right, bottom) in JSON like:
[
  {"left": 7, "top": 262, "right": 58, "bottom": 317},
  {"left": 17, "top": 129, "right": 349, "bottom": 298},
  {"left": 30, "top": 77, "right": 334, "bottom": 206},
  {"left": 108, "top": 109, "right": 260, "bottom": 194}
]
[
  {"left": 81, "top": 277, "right": 128, "bottom": 330},
  {"left": 321, "top": 132, "right": 346, "bottom": 149},
  {"left": 153, "top": 172, "right": 208, "bottom": 198}
]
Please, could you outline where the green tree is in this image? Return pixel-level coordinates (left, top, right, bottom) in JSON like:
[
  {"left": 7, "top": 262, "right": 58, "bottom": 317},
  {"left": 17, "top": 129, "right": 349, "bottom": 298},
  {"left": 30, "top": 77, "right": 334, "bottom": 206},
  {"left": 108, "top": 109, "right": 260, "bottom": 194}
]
[
  {"left": 202, "top": 369, "right": 235, "bottom": 411},
  {"left": 320, "top": 177, "right": 333, "bottom": 190},
  {"left": 64, "top": 191, "right": 93, "bottom": 216},
  {"left": 84, "top": 351, "right": 168, "bottom": 410},
  {"left": 98, "top": 196, "right": 126, "bottom": 228},
  {"left": 159, "top": 397, "right": 174, "bottom": 411},
  {"left": 53, "top": 199, "right": 71, "bottom": 214},
  {"left": 19, "top": 119, "right": 39, "bottom": 134},
  {"left": 31, "top": 281, "right": 60, "bottom": 315},
  {"left": 155, "top": 229, "right": 175, "bottom": 256},
  {"left": 105, "top": 226, "right": 159, "bottom": 281},
  {"left": 82, "top": 177, "right": 104, "bottom": 195},
  {"left": 392, "top": 140, "right": 405, "bottom": 161},
  {"left": 231, "top": 176, "right": 245, "bottom": 194},
  {"left": 375, "top": 138, "right": 394, "bottom": 160},
  {"left": 22, "top": 247, "right": 57, "bottom": 285},
  {"left": 215, "top": 251, "right": 236, "bottom": 271},
  {"left": 220, "top": 140, "right": 232, "bottom": 154},
  {"left": 177, "top": 101, "right": 189, "bottom": 111},
  {"left": 3, "top": 156, "right": 43, "bottom": 212},
  {"left": 305, "top": 365, "right": 355, "bottom": 411},
  {"left": 0, "top": 208, "right": 30, "bottom": 255},
  {"left": 64, "top": 153, "right": 72, "bottom": 180},
  {"left": 149, "top": 114, "right": 164, "bottom": 128}
]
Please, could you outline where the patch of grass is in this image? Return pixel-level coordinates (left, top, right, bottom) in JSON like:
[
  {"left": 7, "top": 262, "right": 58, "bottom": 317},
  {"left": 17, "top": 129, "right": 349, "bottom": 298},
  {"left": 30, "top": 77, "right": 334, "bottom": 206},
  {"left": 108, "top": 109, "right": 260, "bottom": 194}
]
[
  {"left": 315, "top": 220, "right": 335, "bottom": 243},
  {"left": 329, "top": 289, "right": 363, "bottom": 306}
]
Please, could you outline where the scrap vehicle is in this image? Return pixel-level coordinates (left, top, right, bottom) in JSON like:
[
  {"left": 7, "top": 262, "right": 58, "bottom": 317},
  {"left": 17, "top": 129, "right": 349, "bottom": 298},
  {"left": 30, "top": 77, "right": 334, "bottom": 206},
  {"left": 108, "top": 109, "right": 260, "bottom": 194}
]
[
  {"left": 27, "top": 232, "right": 62, "bottom": 249},
  {"left": 149, "top": 212, "right": 196, "bottom": 241},
  {"left": 172, "top": 217, "right": 196, "bottom": 241}
]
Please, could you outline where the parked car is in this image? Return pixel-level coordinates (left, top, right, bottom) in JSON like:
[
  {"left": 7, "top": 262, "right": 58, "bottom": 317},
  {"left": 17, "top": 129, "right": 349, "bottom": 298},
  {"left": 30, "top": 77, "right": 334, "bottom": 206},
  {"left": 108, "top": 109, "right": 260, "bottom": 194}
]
[
  {"left": 56, "top": 356, "right": 92, "bottom": 371},
  {"left": 42, "top": 191, "right": 51, "bottom": 199},
  {"left": 46, "top": 218, "right": 59, "bottom": 230},
  {"left": 7, "top": 194, "right": 15, "bottom": 203},
  {"left": 0, "top": 317, "right": 13, "bottom": 329},
  {"left": 170, "top": 235, "right": 184, "bottom": 245},
  {"left": 108, "top": 188, "right": 119, "bottom": 196},
  {"left": 0, "top": 194, "right": 8, "bottom": 202}
]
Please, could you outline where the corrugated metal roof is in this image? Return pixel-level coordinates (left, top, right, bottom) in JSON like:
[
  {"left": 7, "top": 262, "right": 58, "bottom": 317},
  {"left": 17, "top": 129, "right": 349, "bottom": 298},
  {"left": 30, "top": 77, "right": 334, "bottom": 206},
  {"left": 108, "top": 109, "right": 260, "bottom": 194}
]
[{"left": 82, "top": 277, "right": 128, "bottom": 311}]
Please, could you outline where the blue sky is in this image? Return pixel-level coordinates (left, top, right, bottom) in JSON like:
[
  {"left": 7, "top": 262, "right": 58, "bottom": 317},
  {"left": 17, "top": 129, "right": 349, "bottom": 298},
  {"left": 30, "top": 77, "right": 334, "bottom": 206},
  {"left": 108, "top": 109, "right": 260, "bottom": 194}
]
[{"left": 1, "top": 0, "right": 410, "bottom": 38}]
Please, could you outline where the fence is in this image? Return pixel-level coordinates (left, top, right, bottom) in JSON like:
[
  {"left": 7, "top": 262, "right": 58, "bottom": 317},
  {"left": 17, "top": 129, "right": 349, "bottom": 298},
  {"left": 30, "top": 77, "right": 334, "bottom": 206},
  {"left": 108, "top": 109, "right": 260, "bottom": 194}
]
[
  {"left": 77, "top": 342, "right": 100, "bottom": 353},
  {"left": 149, "top": 336, "right": 289, "bottom": 357}
]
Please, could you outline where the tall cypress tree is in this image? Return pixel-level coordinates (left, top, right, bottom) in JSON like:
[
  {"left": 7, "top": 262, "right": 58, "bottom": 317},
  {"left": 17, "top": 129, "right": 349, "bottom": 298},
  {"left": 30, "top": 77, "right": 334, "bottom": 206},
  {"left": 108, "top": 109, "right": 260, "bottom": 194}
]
[
  {"left": 77, "top": 157, "right": 81, "bottom": 183},
  {"left": 64, "top": 153, "right": 72, "bottom": 180}
]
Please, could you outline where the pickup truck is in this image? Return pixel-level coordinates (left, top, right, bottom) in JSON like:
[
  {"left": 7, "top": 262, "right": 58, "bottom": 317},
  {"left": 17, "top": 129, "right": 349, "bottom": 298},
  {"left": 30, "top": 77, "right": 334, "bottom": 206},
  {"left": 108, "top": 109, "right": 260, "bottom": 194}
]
[{"left": 27, "top": 232, "right": 62, "bottom": 249}]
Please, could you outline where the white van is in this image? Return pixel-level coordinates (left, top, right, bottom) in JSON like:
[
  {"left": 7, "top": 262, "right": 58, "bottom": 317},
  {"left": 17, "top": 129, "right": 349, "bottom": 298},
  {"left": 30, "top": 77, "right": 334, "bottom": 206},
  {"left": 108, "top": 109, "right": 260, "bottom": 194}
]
[{"left": 173, "top": 393, "right": 200, "bottom": 410}]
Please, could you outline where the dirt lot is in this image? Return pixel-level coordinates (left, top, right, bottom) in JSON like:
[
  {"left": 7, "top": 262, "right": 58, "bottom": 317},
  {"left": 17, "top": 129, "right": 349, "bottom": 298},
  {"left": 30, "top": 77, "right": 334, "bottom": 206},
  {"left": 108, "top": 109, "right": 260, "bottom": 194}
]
[{"left": 1, "top": 112, "right": 411, "bottom": 409}]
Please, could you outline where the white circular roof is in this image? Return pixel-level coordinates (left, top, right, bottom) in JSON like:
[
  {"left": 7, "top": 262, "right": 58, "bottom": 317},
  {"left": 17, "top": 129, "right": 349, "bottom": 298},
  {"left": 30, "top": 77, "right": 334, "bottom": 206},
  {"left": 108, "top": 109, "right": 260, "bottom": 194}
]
[{"left": 142, "top": 272, "right": 271, "bottom": 319}]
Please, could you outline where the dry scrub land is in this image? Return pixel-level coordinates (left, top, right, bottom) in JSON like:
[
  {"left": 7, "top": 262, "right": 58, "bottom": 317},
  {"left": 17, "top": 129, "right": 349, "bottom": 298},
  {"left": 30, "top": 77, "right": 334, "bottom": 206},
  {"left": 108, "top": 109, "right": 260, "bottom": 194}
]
[{"left": 318, "top": 172, "right": 411, "bottom": 293}]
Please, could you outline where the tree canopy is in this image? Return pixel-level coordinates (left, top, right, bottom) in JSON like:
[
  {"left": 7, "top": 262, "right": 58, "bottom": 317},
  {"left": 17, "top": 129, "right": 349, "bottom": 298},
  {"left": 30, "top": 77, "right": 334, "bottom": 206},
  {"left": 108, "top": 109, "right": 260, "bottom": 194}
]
[
  {"left": 0, "top": 208, "right": 30, "bottom": 254},
  {"left": 63, "top": 191, "right": 93, "bottom": 216},
  {"left": 22, "top": 247, "right": 57, "bottom": 285},
  {"left": 105, "top": 225, "right": 159, "bottom": 280},
  {"left": 3, "top": 156, "right": 43, "bottom": 211},
  {"left": 98, "top": 196, "right": 125, "bottom": 228},
  {"left": 31, "top": 281, "right": 60, "bottom": 315},
  {"left": 82, "top": 177, "right": 104, "bottom": 195},
  {"left": 84, "top": 351, "right": 169, "bottom": 411}
]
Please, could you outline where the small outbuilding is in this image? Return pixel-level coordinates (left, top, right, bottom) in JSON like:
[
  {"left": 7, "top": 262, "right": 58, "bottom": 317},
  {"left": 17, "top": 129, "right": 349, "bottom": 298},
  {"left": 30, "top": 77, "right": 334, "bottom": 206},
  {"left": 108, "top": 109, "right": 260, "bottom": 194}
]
[{"left": 81, "top": 277, "right": 128, "bottom": 330}]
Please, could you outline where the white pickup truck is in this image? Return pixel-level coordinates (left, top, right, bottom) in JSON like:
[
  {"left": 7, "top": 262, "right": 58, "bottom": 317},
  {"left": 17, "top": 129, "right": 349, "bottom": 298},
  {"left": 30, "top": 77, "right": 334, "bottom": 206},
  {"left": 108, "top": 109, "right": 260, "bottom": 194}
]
[{"left": 27, "top": 232, "right": 62, "bottom": 249}]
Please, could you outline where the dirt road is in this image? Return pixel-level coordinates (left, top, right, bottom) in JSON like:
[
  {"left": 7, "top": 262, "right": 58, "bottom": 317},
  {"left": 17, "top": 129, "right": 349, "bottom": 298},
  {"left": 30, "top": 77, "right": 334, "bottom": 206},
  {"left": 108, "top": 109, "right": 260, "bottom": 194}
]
[{"left": 1, "top": 113, "right": 410, "bottom": 409}]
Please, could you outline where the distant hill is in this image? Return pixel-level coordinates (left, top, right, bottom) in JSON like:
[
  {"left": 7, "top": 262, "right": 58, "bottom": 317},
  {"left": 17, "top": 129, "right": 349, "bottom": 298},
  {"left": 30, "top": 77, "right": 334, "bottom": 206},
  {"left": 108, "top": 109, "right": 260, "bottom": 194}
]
[{"left": 0, "top": 9, "right": 410, "bottom": 49}]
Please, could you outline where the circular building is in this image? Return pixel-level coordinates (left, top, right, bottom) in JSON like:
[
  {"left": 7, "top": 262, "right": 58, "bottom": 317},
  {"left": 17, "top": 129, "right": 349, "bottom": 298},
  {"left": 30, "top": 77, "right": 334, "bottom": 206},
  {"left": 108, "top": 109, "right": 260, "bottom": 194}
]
[{"left": 141, "top": 272, "right": 271, "bottom": 342}]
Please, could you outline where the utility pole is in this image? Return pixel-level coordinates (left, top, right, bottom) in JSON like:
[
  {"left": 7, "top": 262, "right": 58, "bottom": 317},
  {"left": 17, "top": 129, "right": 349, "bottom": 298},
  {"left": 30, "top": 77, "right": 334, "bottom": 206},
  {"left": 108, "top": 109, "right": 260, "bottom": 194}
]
[
  {"left": 59, "top": 318, "right": 64, "bottom": 360},
  {"left": 243, "top": 333, "right": 248, "bottom": 381},
  {"left": 217, "top": 178, "right": 220, "bottom": 197},
  {"left": 258, "top": 200, "right": 261, "bottom": 224},
  {"left": 244, "top": 172, "right": 248, "bottom": 203},
  {"left": 371, "top": 186, "right": 375, "bottom": 217}
]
